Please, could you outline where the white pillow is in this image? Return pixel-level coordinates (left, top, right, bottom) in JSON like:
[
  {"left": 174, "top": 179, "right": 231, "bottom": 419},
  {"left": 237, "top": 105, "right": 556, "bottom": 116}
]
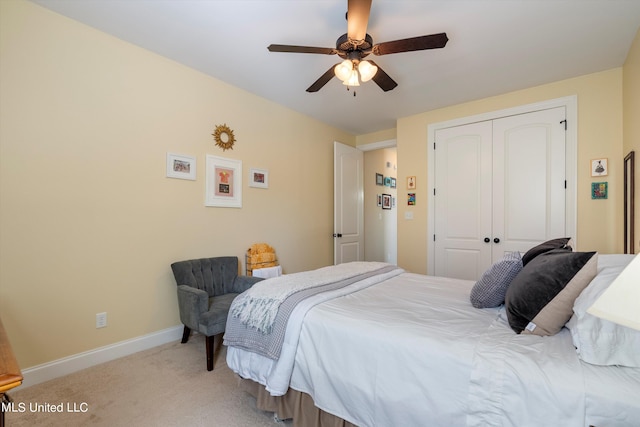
[{"left": 567, "top": 254, "right": 640, "bottom": 367}]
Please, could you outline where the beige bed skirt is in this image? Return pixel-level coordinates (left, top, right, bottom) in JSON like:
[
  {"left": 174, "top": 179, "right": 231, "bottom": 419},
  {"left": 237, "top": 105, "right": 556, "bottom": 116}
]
[{"left": 238, "top": 377, "right": 357, "bottom": 427}]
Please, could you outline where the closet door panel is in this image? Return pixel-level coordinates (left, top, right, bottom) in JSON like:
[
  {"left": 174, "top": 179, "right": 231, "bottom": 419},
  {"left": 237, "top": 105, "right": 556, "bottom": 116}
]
[
  {"left": 492, "top": 107, "right": 566, "bottom": 260},
  {"left": 434, "top": 122, "right": 492, "bottom": 280}
]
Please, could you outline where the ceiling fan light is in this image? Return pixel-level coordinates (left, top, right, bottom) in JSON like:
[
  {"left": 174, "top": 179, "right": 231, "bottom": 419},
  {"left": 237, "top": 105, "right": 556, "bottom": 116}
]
[
  {"left": 334, "top": 59, "right": 353, "bottom": 82},
  {"left": 358, "top": 60, "right": 378, "bottom": 82},
  {"left": 343, "top": 69, "right": 360, "bottom": 87}
]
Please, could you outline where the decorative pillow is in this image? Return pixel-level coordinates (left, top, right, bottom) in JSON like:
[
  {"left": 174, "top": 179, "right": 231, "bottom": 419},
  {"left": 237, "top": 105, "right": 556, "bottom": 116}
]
[
  {"left": 470, "top": 251, "right": 522, "bottom": 308},
  {"left": 505, "top": 250, "right": 597, "bottom": 336},
  {"left": 566, "top": 254, "right": 640, "bottom": 368},
  {"left": 521, "top": 237, "right": 572, "bottom": 266}
]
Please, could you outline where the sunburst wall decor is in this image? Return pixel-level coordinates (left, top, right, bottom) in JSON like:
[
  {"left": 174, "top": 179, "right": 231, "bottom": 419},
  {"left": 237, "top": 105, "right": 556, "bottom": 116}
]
[{"left": 212, "top": 124, "right": 235, "bottom": 151}]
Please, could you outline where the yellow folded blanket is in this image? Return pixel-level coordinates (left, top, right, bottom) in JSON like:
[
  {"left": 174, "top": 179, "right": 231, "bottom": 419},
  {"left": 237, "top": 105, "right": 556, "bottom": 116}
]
[{"left": 247, "top": 243, "right": 278, "bottom": 273}]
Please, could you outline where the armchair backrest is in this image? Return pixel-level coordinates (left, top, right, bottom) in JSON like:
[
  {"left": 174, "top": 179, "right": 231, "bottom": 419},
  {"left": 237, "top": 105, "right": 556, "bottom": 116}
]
[{"left": 171, "top": 256, "right": 239, "bottom": 297}]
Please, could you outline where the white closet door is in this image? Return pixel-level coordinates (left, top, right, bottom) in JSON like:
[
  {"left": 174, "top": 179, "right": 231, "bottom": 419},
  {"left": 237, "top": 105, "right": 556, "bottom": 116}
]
[
  {"left": 492, "top": 107, "right": 567, "bottom": 261},
  {"left": 434, "top": 107, "right": 567, "bottom": 280},
  {"left": 434, "top": 121, "right": 493, "bottom": 280}
]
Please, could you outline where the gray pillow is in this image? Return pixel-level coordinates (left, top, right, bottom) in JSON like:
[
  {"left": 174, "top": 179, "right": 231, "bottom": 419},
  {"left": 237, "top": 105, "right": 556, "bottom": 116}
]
[
  {"left": 521, "top": 237, "right": 572, "bottom": 266},
  {"left": 505, "top": 249, "right": 598, "bottom": 336},
  {"left": 470, "top": 251, "right": 523, "bottom": 308}
]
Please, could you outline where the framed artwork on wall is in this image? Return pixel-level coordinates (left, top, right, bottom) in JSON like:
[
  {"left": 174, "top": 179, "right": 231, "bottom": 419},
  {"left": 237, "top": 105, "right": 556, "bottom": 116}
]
[
  {"left": 591, "top": 158, "right": 608, "bottom": 177},
  {"left": 591, "top": 182, "right": 608, "bottom": 200},
  {"left": 249, "top": 168, "right": 268, "bottom": 189},
  {"left": 377, "top": 194, "right": 382, "bottom": 207},
  {"left": 166, "top": 152, "right": 196, "bottom": 180},
  {"left": 205, "top": 155, "right": 242, "bottom": 207},
  {"left": 376, "top": 173, "right": 383, "bottom": 186},
  {"left": 407, "top": 176, "right": 416, "bottom": 189},
  {"left": 382, "top": 194, "right": 392, "bottom": 210}
]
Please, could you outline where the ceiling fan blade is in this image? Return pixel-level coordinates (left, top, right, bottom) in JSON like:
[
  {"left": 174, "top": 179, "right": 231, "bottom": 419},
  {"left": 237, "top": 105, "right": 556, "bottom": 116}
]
[
  {"left": 373, "top": 32, "right": 449, "bottom": 56},
  {"left": 268, "top": 44, "right": 337, "bottom": 55},
  {"left": 347, "top": 0, "right": 372, "bottom": 42},
  {"left": 368, "top": 61, "right": 398, "bottom": 92},
  {"left": 306, "top": 65, "right": 338, "bottom": 92}
]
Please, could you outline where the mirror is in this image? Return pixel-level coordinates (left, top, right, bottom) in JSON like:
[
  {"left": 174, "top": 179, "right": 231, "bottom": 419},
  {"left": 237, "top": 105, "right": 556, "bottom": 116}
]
[{"left": 624, "top": 151, "right": 635, "bottom": 253}]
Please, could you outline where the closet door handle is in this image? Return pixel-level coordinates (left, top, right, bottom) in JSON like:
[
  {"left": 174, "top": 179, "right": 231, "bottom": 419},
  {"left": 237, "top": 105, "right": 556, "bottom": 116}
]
[
  {"left": 494, "top": 238, "right": 500, "bottom": 244},
  {"left": 484, "top": 238, "right": 490, "bottom": 243}
]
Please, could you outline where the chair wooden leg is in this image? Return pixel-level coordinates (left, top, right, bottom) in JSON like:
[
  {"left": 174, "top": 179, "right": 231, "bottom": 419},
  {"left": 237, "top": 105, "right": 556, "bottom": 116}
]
[
  {"left": 181, "top": 326, "right": 191, "bottom": 344},
  {"left": 206, "top": 335, "right": 215, "bottom": 371}
]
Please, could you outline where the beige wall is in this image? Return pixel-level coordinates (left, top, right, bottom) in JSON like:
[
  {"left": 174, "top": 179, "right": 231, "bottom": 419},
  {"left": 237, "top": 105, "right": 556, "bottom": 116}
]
[
  {"left": 396, "top": 69, "right": 626, "bottom": 274},
  {"left": 623, "top": 28, "right": 640, "bottom": 253},
  {"left": 363, "top": 148, "right": 397, "bottom": 262},
  {"left": 0, "top": 0, "right": 354, "bottom": 368}
]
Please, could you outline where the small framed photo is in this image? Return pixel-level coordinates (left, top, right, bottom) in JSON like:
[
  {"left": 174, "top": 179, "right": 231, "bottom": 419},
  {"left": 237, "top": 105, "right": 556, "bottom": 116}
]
[
  {"left": 205, "top": 155, "right": 242, "bottom": 208},
  {"left": 382, "top": 194, "right": 392, "bottom": 210},
  {"left": 376, "top": 173, "right": 384, "bottom": 186},
  {"left": 591, "top": 158, "right": 608, "bottom": 177},
  {"left": 249, "top": 168, "right": 269, "bottom": 189},
  {"left": 408, "top": 193, "right": 416, "bottom": 205},
  {"left": 390, "top": 178, "right": 396, "bottom": 189},
  {"left": 166, "top": 152, "right": 196, "bottom": 180},
  {"left": 591, "top": 182, "right": 608, "bottom": 200},
  {"left": 377, "top": 194, "right": 382, "bottom": 207},
  {"left": 407, "top": 176, "right": 416, "bottom": 189},
  {"left": 384, "top": 176, "right": 391, "bottom": 187}
]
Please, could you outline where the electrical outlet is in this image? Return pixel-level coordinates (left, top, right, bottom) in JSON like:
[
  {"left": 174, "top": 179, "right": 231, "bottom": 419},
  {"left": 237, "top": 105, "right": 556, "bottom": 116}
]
[{"left": 96, "top": 312, "right": 107, "bottom": 328}]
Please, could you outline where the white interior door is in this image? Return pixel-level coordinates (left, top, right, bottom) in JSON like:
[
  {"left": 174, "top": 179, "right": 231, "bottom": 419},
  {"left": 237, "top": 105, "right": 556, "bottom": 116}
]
[
  {"left": 334, "top": 141, "right": 364, "bottom": 264},
  {"left": 492, "top": 107, "right": 567, "bottom": 259},
  {"left": 434, "top": 107, "right": 567, "bottom": 280},
  {"left": 434, "top": 122, "right": 493, "bottom": 280}
]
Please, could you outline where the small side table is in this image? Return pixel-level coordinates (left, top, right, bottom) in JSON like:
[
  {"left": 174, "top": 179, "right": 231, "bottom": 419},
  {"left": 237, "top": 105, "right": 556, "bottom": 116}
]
[{"left": 0, "top": 318, "right": 23, "bottom": 427}]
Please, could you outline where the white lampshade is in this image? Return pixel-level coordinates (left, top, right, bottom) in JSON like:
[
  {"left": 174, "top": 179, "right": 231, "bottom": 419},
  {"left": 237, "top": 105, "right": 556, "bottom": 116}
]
[
  {"left": 588, "top": 254, "right": 640, "bottom": 331},
  {"left": 358, "top": 60, "right": 378, "bottom": 82},
  {"left": 343, "top": 69, "right": 360, "bottom": 87},
  {"left": 334, "top": 60, "right": 353, "bottom": 82}
]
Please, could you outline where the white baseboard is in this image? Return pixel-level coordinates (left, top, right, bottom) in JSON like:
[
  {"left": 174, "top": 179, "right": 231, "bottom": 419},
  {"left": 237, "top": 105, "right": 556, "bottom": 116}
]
[{"left": 20, "top": 325, "right": 183, "bottom": 388}]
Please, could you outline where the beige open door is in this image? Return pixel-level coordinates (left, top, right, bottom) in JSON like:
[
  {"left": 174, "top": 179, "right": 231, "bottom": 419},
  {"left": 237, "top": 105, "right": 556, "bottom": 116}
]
[{"left": 334, "top": 141, "right": 364, "bottom": 264}]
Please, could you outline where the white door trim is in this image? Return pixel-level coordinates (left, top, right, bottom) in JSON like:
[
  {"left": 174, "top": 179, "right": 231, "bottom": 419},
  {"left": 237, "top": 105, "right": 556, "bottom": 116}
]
[
  {"left": 427, "top": 95, "right": 577, "bottom": 275},
  {"left": 357, "top": 139, "right": 397, "bottom": 152}
]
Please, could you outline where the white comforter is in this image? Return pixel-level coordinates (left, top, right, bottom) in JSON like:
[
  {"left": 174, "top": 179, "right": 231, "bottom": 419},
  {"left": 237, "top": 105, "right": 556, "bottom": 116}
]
[{"left": 227, "top": 270, "right": 640, "bottom": 427}]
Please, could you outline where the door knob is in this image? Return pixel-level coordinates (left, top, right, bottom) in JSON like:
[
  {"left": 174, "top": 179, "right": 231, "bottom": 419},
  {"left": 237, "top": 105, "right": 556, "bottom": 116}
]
[
  {"left": 333, "top": 233, "right": 343, "bottom": 238},
  {"left": 494, "top": 238, "right": 500, "bottom": 243},
  {"left": 484, "top": 238, "right": 490, "bottom": 243}
]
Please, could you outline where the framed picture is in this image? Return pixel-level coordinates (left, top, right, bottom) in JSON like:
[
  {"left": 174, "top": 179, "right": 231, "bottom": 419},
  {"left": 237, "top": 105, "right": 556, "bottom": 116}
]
[
  {"left": 376, "top": 173, "right": 383, "bottom": 186},
  {"left": 377, "top": 194, "right": 382, "bottom": 207},
  {"left": 591, "top": 158, "right": 608, "bottom": 177},
  {"left": 407, "top": 176, "right": 416, "bottom": 189},
  {"left": 408, "top": 193, "right": 416, "bottom": 205},
  {"left": 205, "top": 155, "right": 242, "bottom": 208},
  {"left": 249, "top": 168, "right": 269, "bottom": 189},
  {"left": 382, "top": 194, "right": 392, "bottom": 210},
  {"left": 390, "top": 178, "right": 396, "bottom": 188},
  {"left": 384, "top": 176, "right": 391, "bottom": 187},
  {"left": 166, "top": 152, "right": 196, "bottom": 180},
  {"left": 591, "top": 182, "right": 608, "bottom": 200}
]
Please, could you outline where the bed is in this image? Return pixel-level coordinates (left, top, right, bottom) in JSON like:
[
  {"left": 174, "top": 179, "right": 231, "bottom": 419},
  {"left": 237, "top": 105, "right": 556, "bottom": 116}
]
[{"left": 223, "top": 248, "right": 640, "bottom": 427}]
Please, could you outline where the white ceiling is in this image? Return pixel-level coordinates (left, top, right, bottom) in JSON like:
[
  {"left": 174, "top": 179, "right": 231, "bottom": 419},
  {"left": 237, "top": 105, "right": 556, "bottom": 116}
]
[{"left": 31, "top": 0, "right": 640, "bottom": 135}]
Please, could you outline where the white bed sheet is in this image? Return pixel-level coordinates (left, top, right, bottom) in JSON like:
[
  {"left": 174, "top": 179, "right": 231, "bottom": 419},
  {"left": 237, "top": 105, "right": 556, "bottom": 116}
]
[{"left": 228, "top": 271, "right": 640, "bottom": 427}]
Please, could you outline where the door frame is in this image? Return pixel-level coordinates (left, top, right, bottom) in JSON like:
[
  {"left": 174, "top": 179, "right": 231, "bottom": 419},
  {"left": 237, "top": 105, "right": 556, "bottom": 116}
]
[{"left": 426, "top": 95, "right": 578, "bottom": 275}]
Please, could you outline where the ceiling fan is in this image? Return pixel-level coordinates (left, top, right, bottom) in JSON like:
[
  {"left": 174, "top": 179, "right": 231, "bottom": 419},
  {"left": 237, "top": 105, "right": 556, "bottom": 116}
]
[{"left": 267, "top": 0, "right": 448, "bottom": 93}]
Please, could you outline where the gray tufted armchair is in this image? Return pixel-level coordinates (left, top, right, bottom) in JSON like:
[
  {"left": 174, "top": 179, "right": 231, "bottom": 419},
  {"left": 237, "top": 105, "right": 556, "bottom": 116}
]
[{"left": 170, "top": 256, "right": 263, "bottom": 371}]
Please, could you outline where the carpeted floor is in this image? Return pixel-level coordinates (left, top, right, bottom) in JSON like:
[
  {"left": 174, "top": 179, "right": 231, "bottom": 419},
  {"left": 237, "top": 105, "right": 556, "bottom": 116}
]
[{"left": 5, "top": 334, "right": 291, "bottom": 426}]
